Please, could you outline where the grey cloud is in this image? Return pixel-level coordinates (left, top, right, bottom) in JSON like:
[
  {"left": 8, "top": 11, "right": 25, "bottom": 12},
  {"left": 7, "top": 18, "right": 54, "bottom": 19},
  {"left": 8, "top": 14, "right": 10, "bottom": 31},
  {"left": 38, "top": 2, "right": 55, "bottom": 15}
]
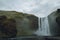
[{"left": 0, "top": 0, "right": 60, "bottom": 17}]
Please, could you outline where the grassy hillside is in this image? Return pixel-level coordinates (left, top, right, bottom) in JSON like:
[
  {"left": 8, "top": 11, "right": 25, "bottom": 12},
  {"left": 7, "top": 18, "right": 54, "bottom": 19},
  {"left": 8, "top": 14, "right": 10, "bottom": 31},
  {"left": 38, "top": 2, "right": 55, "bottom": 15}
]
[{"left": 0, "top": 10, "right": 38, "bottom": 37}]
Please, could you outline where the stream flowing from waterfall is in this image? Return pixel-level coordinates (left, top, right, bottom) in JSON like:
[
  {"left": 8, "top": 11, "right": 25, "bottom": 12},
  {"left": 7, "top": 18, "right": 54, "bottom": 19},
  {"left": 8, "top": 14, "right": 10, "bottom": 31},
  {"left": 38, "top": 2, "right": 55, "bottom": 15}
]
[{"left": 34, "top": 17, "right": 51, "bottom": 36}]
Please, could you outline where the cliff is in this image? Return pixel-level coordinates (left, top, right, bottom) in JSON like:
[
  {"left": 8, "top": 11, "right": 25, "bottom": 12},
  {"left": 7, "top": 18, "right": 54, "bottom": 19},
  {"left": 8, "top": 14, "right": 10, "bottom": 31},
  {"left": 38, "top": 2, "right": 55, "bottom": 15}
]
[
  {"left": 0, "top": 11, "right": 38, "bottom": 38},
  {"left": 48, "top": 9, "right": 60, "bottom": 36}
]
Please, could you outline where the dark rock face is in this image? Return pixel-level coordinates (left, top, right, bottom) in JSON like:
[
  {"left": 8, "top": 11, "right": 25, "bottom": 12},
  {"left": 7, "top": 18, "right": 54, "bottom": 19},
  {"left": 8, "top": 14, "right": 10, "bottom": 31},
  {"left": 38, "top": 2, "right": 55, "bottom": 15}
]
[
  {"left": 57, "top": 9, "right": 60, "bottom": 13},
  {"left": 56, "top": 16, "right": 60, "bottom": 25},
  {"left": 55, "top": 16, "right": 60, "bottom": 36},
  {"left": 0, "top": 15, "right": 7, "bottom": 33},
  {"left": 0, "top": 15, "right": 17, "bottom": 38},
  {"left": 48, "top": 9, "right": 60, "bottom": 36},
  {"left": 3, "top": 18, "right": 17, "bottom": 38}
]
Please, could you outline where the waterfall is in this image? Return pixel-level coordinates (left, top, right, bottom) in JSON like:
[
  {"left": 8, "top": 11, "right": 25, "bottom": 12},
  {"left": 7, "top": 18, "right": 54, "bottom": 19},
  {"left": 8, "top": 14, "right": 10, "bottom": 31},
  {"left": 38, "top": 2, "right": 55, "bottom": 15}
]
[
  {"left": 34, "top": 16, "right": 51, "bottom": 36},
  {"left": 40, "top": 17, "right": 51, "bottom": 36}
]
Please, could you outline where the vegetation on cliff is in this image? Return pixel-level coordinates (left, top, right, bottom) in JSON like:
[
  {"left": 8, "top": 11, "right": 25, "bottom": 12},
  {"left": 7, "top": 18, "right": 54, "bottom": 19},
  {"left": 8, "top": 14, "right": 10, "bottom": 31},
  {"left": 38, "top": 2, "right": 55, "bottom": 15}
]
[{"left": 0, "top": 11, "right": 38, "bottom": 38}]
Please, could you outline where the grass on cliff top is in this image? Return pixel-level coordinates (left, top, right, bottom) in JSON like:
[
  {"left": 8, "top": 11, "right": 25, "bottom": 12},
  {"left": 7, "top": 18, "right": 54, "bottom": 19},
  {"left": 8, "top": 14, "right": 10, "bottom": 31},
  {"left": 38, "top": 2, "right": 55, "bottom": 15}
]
[{"left": 0, "top": 11, "right": 35, "bottom": 19}]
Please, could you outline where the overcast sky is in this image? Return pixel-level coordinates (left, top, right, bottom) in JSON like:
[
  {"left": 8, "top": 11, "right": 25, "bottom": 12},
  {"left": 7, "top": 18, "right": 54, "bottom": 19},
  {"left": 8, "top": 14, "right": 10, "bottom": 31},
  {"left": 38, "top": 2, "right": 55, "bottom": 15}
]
[{"left": 0, "top": 0, "right": 60, "bottom": 17}]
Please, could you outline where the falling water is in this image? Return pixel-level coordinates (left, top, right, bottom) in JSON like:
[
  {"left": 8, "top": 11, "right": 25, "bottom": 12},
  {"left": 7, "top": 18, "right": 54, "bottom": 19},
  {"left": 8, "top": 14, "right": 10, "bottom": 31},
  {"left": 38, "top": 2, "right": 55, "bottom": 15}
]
[
  {"left": 39, "top": 17, "right": 51, "bottom": 36},
  {"left": 34, "top": 16, "right": 51, "bottom": 36}
]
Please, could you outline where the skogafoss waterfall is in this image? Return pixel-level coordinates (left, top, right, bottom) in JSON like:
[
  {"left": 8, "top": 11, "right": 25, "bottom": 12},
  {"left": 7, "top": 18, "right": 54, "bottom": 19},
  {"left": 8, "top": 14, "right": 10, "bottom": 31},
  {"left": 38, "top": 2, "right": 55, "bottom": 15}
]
[
  {"left": 40, "top": 17, "right": 51, "bottom": 36},
  {"left": 34, "top": 17, "right": 51, "bottom": 36}
]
